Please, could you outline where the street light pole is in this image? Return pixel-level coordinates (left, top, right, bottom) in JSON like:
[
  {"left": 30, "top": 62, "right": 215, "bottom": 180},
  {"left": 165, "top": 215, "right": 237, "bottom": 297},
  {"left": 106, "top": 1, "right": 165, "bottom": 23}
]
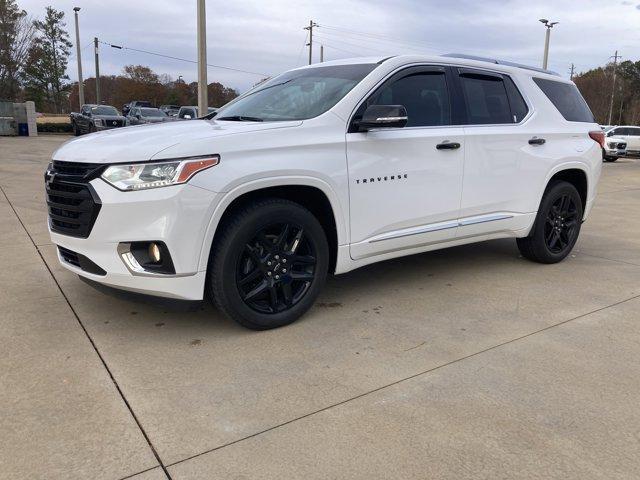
[
  {"left": 197, "top": 0, "right": 208, "bottom": 116},
  {"left": 94, "top": 37, "right": 100, "bottom": 104},
  {"left": 73, "top": 7, "right": 84, "bottom": 106},
  {"left": 539, "top": 19, "right": 558, "bottom": 70}
]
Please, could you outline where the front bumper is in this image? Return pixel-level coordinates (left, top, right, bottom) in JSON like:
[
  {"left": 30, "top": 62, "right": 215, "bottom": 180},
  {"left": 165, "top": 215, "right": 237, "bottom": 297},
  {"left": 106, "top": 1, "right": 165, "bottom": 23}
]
[{"left": 50, "top": 179, "right": 219, "bottom": 300}]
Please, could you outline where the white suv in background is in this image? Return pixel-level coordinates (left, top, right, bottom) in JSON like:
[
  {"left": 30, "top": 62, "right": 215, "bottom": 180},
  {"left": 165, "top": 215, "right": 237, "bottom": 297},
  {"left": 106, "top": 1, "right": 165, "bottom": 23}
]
[
  {"left": 45, "top": 54, "right": 602, "bottom": 330},
  {"left": 605, "top": 125, "right": 640, "bottom": 159}
]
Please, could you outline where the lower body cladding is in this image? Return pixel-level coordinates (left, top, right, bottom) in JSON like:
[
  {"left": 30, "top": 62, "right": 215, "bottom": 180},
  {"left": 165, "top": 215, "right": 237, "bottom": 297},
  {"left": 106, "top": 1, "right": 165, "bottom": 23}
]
[{"left": 50, "top": 179, "right": 218, "bottom": 300}]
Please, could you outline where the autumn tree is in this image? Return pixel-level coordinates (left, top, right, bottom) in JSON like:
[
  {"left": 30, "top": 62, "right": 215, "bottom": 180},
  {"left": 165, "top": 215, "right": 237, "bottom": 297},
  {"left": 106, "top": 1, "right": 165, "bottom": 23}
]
[{"left": 574, "top": 60, "right": 640, "bottom": 125}]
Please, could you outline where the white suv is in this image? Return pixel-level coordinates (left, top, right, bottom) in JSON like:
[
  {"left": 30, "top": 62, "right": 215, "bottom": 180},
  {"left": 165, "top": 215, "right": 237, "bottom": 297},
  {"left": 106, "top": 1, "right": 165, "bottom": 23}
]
[
  {"left": 605, "top": 125, "right": 640, "bottom": 159},
  {"left": 46, "top": 54, "right": 602, "bottom": 329}
]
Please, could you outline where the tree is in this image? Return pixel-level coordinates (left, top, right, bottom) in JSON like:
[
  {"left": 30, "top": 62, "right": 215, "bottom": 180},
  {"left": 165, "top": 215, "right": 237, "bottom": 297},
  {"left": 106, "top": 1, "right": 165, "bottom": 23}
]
[
  {"left": 123, "top": 64, "right": 159, "bottom": 84},
  {"left": 23, "top": 5, "right": 71, "bottom": 112},
  {"left": 574, "top": 60, "right": 640, "bottom": 125},
  {"left": 0, "top": 0, "right": 35, "bottom": 101}
]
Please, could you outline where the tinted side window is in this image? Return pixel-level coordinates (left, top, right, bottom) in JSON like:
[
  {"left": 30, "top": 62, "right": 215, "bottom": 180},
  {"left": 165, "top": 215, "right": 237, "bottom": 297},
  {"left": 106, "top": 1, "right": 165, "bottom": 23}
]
[
  {"left": 369, "top": 72, "right": 451, "bottom": 127},
  {"left": 630, "top": 128, "right": 640, "bottom": 136},
  {"left": 533, "top": 78, "right": 595, "bottom": 123},
  {"left": 460, "top": 74, "right": 512, "bottom": 125},
  {"left": 504, "top": 77, "right": 529, "bottom": 122}
]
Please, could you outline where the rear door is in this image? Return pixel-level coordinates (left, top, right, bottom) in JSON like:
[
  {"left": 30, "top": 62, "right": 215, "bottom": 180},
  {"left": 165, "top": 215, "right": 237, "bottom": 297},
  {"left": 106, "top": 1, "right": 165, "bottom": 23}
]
[
  {"left": 454, "top": 68, "right": 540, "bottom": 236},
  {"left": 346, "top": 65, "right": 465, "bottom": 260}
]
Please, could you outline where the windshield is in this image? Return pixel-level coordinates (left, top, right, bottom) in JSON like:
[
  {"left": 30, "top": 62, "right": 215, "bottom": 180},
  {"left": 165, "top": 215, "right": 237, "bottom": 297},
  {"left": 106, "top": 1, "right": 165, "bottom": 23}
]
[
  {"left": 92, "top": 106, "right": 118, "bottom": 116},
  {"left": 141, "top": 108, "right": 166, "bottom": 117},
  {"left": 215, "top": 63, "right": 378, "bottom": 122}
]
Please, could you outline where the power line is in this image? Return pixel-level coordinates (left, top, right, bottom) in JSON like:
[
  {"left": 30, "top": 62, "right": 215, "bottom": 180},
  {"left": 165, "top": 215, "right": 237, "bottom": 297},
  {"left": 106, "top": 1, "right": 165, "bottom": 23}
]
[
  {"left": 313, "top": 33, "right": 389, "bottom": 55},
  {"left": 318, "top": 42, "right": 363, "bottom": 57},
  {"left": 98, "top": 40, "right": 268, "bottom": 77},
  {"left": 296, "top": 31, "right": 309, "bottom": 66}
]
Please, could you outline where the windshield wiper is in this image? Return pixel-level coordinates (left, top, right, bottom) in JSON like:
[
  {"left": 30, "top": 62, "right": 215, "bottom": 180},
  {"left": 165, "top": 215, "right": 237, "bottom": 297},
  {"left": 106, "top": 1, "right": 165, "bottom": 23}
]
[{"left": 216, "top": 115, "right": 264, "bottom": 122}]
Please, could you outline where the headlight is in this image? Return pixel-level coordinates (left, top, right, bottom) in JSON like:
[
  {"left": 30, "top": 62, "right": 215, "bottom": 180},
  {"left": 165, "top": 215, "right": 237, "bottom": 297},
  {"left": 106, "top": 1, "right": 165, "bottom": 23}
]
[
  {"left": 101, "top": 155, "right": 219, "bottom": 191},
  {"left": 608, "top": 142, "right": 617, "bottom": 149},
  {"left": 94, "top": 119, "right": 103, "bottom": 126}
]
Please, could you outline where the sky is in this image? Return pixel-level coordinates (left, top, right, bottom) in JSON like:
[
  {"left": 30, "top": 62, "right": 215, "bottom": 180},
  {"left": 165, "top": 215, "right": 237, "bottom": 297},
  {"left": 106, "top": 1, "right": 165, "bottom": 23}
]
[{"left": 18, "top": 0, "right": 640, "bottom": 93}]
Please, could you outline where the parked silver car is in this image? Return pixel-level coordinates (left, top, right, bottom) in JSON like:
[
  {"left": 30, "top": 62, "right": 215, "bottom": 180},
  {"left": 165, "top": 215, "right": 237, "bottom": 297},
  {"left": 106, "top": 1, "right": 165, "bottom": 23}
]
[{"left": 127, "top": 107, "right": 172, "bottom": 125}]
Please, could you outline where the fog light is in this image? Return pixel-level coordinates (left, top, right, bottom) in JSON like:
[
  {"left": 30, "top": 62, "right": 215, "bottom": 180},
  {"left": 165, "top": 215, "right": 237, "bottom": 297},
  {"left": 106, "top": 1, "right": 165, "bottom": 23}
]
[{"left": 148, "top": 242, "right": 161, "bottom": 263}]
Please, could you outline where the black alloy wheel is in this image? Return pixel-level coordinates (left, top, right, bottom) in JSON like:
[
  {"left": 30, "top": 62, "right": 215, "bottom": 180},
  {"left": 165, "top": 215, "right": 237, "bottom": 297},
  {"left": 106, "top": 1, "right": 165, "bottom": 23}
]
[
  {"left": 543, "top": 194, "right": 579, "bottom": 254},
  {"left": 237, "top": 222, "right": 317, "bottom": 314},
  {"left": 208, "top": 198, "right": 329, "bottom": 330},
  {"left": 517, "top": 180, "right": 583, "bottom": 264}
]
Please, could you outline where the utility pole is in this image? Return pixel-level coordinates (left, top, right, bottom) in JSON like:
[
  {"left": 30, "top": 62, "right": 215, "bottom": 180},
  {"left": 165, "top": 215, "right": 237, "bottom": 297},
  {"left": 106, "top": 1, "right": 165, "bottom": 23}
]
[
  {"left": 617, "top": 82, "right": 624, "bottom": 124},
  {"left": 197, "top": 0, "right": 208, "bottom": 115},
  {"left": 320, "top": 45, "right": 324, "bottom": 62},
  {"left": 73, "top": 7, "right": 84, "bottom": 106},
  {"left": 607, "top": 50, "right": 621, "bottom": 126},
  {"left": 94, "top": 37, "right": 100, "bottom": 104},
  {"left": 569, "top": 63, "right": 575, "bottom": 81},
  {"left": 304, "top": 20, "right": 318, "bottom": 65}
]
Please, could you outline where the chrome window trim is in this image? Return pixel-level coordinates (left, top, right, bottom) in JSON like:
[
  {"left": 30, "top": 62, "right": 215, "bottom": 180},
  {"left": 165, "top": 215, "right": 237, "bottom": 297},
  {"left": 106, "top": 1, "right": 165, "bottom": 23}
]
[{"left": 346, "top": 61, "right": 535, "bottom": 134}]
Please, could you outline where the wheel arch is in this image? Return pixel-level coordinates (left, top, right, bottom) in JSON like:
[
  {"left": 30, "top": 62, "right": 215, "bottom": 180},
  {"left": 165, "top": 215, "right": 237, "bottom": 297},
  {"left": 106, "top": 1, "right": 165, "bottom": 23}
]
[
  {"left": 540, "top": 163, "right": 589, "bottom": 214},
  {"left": 198, "top": 177, "right": 346, "bottom": 274}
]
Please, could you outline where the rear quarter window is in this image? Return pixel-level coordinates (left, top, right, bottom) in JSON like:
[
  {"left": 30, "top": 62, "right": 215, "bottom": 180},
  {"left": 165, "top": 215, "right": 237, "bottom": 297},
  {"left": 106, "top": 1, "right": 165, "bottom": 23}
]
[{"left": 533, "top": 77, "right": 595, "bottom": 123}]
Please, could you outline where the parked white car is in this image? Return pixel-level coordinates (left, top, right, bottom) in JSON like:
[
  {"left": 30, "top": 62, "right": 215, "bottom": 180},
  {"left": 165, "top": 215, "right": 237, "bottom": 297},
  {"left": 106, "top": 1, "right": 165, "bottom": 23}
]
[
  {"left": 605, "top": 125, "right": 640, "bottom": 158},
  {"left": 602, "top": 127, "right": 627, "bottom": 162},
  {"left": 46, "top": 54, "right": 602, "bottom": 329}
]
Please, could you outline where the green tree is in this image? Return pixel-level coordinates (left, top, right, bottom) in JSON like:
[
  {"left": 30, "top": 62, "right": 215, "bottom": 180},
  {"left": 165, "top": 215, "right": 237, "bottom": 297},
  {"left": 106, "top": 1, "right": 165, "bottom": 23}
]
[
  {"left": 0, "top": 0, "right": 35, "bottom": 101},
  {"left": 24, "top": 5, "right": 71, "bottom": 112}
]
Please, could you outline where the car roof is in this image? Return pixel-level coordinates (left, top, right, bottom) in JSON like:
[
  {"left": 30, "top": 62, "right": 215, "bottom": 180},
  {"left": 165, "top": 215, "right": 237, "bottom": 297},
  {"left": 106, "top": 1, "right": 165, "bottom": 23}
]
[{"left": 294, "top": 54, "right": 564, "bottom": 82}]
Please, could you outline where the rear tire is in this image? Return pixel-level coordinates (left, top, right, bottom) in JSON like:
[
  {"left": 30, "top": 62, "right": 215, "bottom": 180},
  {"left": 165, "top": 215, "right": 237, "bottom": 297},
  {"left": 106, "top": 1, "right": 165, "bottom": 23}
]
[
  {"left": 517, "top": 180, "right": 583, "bottom": 264},
  {"left": 208, "top": 198, "right": 329, "bottom": 330}
]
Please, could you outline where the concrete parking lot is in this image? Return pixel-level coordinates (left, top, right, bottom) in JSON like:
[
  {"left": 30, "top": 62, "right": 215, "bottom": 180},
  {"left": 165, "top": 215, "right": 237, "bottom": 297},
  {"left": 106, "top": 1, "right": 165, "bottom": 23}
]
[{"left": 1, "top": 135, "right": 640, "bottom": 480}]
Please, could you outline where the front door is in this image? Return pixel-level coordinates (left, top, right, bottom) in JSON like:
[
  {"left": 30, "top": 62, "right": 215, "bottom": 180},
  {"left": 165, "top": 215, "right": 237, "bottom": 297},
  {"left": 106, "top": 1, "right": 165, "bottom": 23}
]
[{"left": 346, "top": 66, "right": 464, "bottom": 260}]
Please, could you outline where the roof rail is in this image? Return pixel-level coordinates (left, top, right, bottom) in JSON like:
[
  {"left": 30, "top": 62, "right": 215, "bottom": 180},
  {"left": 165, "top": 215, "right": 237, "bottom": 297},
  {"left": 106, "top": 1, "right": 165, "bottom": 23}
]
[{"left": 442, "top": 53, "right": 560, "bottom": 77}]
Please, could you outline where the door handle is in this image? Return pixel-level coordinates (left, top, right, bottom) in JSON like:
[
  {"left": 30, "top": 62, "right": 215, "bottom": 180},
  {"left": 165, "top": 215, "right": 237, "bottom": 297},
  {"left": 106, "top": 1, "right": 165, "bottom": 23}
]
[
  {"left": 528, "top": 137, "right": 546, "bottom": 145},
  {"left": 436, "top": 141, "right": 461, "bottom": 150}
]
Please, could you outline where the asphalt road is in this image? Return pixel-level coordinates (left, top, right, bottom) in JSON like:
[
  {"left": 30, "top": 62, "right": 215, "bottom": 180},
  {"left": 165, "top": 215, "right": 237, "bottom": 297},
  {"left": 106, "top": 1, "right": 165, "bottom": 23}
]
[{"left": 1, "top": 135, "right": 639, "bottom": 480}]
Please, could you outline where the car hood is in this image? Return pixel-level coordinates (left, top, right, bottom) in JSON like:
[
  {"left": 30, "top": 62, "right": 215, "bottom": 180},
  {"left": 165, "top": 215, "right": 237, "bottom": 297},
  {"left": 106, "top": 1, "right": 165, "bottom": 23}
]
[
  {"left": 52, "top": 119, "right": 302, "bottom": 163},
  {"left": 94, "top": 115, "right": 126, "bottom": 121}
]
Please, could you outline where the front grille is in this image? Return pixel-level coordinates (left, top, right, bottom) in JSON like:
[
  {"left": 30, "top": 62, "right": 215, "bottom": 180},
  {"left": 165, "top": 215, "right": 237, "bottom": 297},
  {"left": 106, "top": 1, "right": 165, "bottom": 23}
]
[
  {"left": 617, "top": 142, "right": 627, "bottom": 149},
  {"left": 45, "top": 161, "right": 102, "bottom": 238},
  {"left": 50, "top": 160, "right": 102, "bottom": 177},
  {"left": 58, "top": 246, "right": 106, "bottom": 276}
]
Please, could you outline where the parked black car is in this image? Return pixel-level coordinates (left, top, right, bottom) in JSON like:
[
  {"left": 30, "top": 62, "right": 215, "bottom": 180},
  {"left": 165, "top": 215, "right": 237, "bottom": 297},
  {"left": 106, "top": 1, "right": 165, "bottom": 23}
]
[
  {"left": 69, "top": 104, "right": 127, "bottom": 136},
  {"left": 122, "top": 100, "right": 152, "bottom": 116}
]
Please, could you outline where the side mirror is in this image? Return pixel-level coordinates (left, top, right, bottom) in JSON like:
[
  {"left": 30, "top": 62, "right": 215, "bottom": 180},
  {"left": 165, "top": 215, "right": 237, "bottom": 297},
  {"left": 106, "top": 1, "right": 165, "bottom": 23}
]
[
  {"left": 358, "top": 105, "right": 408, "bottom": 131},
  {"left": 606, "top": 131, "right": 613, "bottom": 137},
  {"left": 183, "top": 114, "right": 192, "bottom": 119}
]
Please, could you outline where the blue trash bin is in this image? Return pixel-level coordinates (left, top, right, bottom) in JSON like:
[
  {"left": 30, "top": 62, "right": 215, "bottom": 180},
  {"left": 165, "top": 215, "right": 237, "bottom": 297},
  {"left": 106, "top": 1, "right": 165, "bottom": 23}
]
[{"left": 18, "top": 123, "right": 28, "bottom": 136}]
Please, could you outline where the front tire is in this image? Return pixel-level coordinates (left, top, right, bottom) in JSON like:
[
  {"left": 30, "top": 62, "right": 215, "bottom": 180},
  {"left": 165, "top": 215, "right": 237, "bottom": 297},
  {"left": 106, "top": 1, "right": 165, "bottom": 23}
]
[
  {"left": 208, "top": 198, "right": 329, "bottom": 330},
  {"left": 517, "top": 180, "right": 583, "bottom": 264},
  {"left": 604, "top": 156, "right": 618, "bottom": 162}
]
